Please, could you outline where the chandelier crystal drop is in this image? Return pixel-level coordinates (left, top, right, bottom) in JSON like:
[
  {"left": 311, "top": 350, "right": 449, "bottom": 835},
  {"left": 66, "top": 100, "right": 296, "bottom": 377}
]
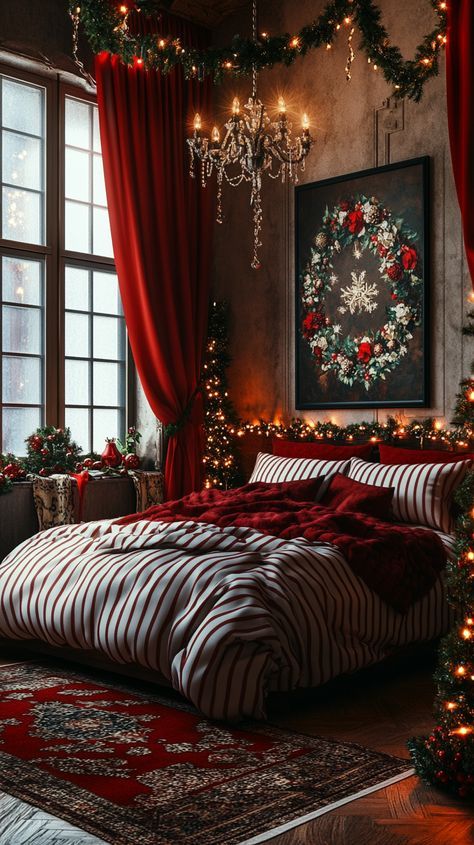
[{"left": 186, "top": 0, "right": 314, "bottom": 269}]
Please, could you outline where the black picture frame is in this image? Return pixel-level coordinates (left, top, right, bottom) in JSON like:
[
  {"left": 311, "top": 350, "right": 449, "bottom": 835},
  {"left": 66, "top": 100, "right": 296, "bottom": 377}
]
[{"left": 295, "top": 156, "right": 430, "bottom": 410}]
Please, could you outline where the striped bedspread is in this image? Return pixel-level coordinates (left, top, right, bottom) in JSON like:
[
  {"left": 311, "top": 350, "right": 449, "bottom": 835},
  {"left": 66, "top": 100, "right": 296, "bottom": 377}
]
[{"left": 0, "top": 517, "right": 454, "bottom": 721}]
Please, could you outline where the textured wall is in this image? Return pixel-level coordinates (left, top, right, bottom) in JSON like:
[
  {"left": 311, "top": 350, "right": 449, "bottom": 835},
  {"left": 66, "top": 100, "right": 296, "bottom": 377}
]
[{"left": 211, "top": 0, "right": 473, "bottom": 428}]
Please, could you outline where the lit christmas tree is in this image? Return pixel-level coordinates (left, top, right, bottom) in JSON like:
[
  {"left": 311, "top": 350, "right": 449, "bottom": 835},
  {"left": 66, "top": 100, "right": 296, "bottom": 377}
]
[
  {"left": 409, "top": 312, "right": 474, "bottom": 797},
  {"left": 202, "top": 301, "right": 243, "bottom": 489}
]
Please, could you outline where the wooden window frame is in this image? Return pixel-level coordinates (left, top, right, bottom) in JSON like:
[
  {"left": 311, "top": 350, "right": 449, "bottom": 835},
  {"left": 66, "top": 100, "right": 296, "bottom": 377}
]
[{"left": 0, "top": 61, "right": 135, "bottom": 453}]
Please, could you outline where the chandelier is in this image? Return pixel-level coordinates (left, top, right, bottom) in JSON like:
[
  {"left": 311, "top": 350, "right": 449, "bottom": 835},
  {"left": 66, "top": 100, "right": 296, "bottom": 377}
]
[{"left": 187, "top": 0, "right": 314, "bottom": 269}]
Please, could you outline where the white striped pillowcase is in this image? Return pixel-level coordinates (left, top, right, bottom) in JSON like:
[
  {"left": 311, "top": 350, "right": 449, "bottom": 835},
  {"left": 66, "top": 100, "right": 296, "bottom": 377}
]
[
  {"left": 347, "top": 457, "right": 471, "bottom": 533},
  {"left": 249, "top": 452, "right": 351, "bottom": 484}
]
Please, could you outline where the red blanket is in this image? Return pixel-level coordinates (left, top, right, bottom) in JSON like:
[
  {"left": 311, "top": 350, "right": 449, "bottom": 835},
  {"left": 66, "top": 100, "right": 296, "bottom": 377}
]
[{"left": 118, "top": 479, "right": 446, "bottom": 612}]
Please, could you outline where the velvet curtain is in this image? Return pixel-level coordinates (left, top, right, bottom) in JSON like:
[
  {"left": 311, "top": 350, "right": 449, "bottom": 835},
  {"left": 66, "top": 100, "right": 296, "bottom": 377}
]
[
  {"left": 446, "top": 0, "right": 474, "bottom": 288},
  {"left": 95, "top": 13, "right": 213, "bottom": 499}
]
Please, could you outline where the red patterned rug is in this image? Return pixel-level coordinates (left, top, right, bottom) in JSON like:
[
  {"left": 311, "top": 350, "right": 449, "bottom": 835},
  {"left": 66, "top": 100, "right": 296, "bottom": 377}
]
[{"left": 0, "top": 662, "right": 413, "bottom": 845}]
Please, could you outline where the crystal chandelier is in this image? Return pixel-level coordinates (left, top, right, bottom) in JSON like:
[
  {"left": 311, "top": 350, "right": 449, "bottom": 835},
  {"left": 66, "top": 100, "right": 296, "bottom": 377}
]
[{"left": 187, "top": 0, "right": 314, "bottom": 269}]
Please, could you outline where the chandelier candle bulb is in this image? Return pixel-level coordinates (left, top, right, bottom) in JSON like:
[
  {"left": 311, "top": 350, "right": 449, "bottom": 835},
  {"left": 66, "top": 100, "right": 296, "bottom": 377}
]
[
  {"left": 302, "top": 113, "right": 310, "bottom": 131},
  {"left": 211, "top": 126, "right": 220, "bottom": 144},
  {"left": 193, "top": 113, "right": 202, "bottom": 132},
  {"left": 232, "top": 97, "right": 240, "bottom": 115},
  {"left": 278, "top": 96, "right": 286, "bottom": 115}
]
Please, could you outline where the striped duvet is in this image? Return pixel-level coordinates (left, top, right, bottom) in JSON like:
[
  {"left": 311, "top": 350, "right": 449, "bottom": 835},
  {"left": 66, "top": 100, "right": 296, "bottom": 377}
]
[{"left": 0, "top": 516, "right": 454, "bottom": 721}]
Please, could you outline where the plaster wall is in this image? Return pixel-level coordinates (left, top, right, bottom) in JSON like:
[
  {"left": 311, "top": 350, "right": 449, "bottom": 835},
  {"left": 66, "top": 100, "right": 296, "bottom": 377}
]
[{"left": 211, "top": 0, "right": 473, "bottom": 428}]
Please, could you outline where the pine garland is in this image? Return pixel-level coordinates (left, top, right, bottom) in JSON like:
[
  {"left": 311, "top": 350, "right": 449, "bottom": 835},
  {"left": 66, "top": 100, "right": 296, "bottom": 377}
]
[{"left": 70, "top": 0, "right": 447, "bottom": 101}]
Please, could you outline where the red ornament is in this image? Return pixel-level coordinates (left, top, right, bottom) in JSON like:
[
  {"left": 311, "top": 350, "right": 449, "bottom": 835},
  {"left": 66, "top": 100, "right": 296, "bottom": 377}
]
[
  {"left": 41, "top": 448, "right": 48, "bottom": 456},
  {"left": 3, "top": 463, "right": 20, "bottom": 479},
  {"left": 101, "top": 438, "right": 123, "bottom": 468},
  {"left": 83, "top": 458, "right": 94, "bottom": 468},
  {"left": 39, "top": 468, "right": 49, "bottom": 477},
  {"left": 92, "top": 461, "right": 103, "bottom": 470},
  {"left": 29, "top": 435, "right": 43, "bottom": 452},
  {"left": 124, "top": 453, "right": 140, "bottom": 470},
  {"left": 75, "top": 462, "right": 84, "bottom": 472}
]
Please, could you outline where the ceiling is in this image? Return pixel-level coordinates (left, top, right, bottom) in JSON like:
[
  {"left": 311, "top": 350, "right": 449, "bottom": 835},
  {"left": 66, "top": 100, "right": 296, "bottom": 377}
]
[{"left": 164, "top": 0, "right": 250, "bottom": 28}]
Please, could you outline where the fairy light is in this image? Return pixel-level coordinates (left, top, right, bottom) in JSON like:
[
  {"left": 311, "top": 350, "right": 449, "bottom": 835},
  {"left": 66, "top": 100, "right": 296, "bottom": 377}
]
[
  {"left": 453, "top": 726, "right": 472, "bottom": 737},
  {"left": 456, "top": 666, "right": 466, "bottom": 676},
  {"left": 446, "top": 702, "right": 457, "bottom": 711}
]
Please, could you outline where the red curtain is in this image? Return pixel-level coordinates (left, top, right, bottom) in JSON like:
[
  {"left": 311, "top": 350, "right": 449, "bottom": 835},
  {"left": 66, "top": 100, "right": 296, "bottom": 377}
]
[
  {"left": 446, "top": 0, "right": 474, "bottom": 288},
  {"left": 95, "top": 13, "right": 213, "bottom": 499}
]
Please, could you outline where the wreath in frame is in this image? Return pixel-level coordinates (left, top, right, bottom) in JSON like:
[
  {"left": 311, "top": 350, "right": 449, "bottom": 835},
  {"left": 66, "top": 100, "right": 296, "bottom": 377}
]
[{"left": 300, "top": 194, "right": 423, "bottom": 391}]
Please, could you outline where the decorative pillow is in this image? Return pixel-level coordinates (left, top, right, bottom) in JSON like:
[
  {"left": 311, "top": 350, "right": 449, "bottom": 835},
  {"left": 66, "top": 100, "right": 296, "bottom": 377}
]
[
  {"left": 347, "top": 457, "right": 471, "bottom": 533},
  {"left": 320, "top": 473, "right": 394, "bottom": 520},
  {"left": 379, "top": 444, "right": 474, "bottom": 465},
  {"left": 249, "top": 452, "right": 351, "bottom": 484},
  {"left": 272, "top": 439, "right": 373, "bottom": 461}
]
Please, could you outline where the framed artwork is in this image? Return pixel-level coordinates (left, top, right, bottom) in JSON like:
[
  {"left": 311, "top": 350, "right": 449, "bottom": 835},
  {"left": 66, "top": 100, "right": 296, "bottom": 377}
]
[{"left": 295, "top": 157, "right": 430, "bottom": 410}]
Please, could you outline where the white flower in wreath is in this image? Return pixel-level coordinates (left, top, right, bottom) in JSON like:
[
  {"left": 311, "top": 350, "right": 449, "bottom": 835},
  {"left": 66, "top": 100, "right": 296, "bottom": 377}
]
[
  {"left": 394, "top": 303, "right": 412, "bottom": 325},
  {"left": 377, "top": 223, "right": 397, "bottom": 249},
  {"left": 316, "top": 336, "right": 328, "bottom": 350},
  {"left": 387, "top": 339, "right": 396, "bottom": 350},
  {"left": 334, "top": 240, "right": 342, "bottom": 253},
  {"left": 333, "top": 324, "right": 341, "bottom": 335},
  {"left": 338, "top": 211, "right": 348, "bottom": 225}
]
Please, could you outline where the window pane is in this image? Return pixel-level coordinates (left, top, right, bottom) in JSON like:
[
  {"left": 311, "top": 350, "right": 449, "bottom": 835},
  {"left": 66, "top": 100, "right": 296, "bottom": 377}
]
[
  {"left": 93, "top": 316, "right": 124, "bottom": 360},
  {"left": 2, "top": 355, "right": 41, "bottom": 404},
  {"left": 65, "top": 312, "right": 90, "bottom": 358},
  {"left": 2, "top": 186, "right": 42, "bottom": 244},
  {"left": 2, "top": 78, "right": 42, "bottom": 136},
  {"left": 65, "top": 148, "right": 90, "bottom": 202},
  {"left": 65, "top": 359, "right": 90, "bottom": 406},
  {"left": 93, "top": 271, "right": 122, "bottom": 315},
  {"left": 3, "top": 131, "right": 42, "bottom": 191},
  {"left": 65, "top": 407, "right": 89, "bottom": 454},
  {"left": 65, "top": 266, "right": 90, "bottom": 312},
  {"left": 65, "top": 200, "right": 91, "bottom": 253},
  {"left": 92, "top": 107, "right": 101, "bottom": 153},
  {"left": 92, "top": 155, "right": 106, "bottom": 206},
  {"left": 65, "top": 98, "right": 91, "bottom": 149},
  {"left": 93, "top": 408, "right": 122, "bottom": 453},
  {"left": 3, "top": 406, "right": 41, "bottom": 454},
  {"left": 2, "top": 305, "right": 42, "bottom": 354},
  {"left": 92, "top": 206, "right": 113, "bottom": 257},
  {"left": 2, "top": 256, "right": 42, "bottom": 305},
  {"left": 93, "top": 361, "right": 123, "bottom": 407}
]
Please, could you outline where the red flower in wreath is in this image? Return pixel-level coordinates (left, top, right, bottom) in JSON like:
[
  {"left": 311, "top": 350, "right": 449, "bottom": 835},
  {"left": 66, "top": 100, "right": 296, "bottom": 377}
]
[
  {"left": 401, "top": 245, "right": 418, "bottom": 270},
  {"left": 346, "top": 209, "right": 364, "bottom": 235},
  {"left": 303, "top": 310, "right": 325, "bottom": 337},
  {"left": 377, "top": 243, "right": 388, "bottom": 257},
  {"left": 357, "top": 342, "right": 372, "bottom": 364},
  {"left": 387, "top": 263, "right": 404, "bottom": 281},
  {"left": 340, "top": 200, "right": 350, "bottom": 211}
]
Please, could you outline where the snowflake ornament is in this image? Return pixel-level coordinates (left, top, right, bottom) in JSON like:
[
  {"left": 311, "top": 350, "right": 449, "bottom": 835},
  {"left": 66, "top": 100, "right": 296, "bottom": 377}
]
[{"left": 340, "top": 270, "right": 379, "bottom": 315}]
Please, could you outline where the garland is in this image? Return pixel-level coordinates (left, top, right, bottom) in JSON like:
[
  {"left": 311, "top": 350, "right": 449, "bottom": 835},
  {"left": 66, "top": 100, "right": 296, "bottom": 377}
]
[
  {"left": 300, "top": 195, "right": 422, "bottom": 390},
  {"left": 71, "top": 0, "right": 447, "bottom": 101}
]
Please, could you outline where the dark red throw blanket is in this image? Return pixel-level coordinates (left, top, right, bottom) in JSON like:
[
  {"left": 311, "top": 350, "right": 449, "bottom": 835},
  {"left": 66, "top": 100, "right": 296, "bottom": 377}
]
[{"left": 119, "top": 479, "right": 447, "bottom": 612}]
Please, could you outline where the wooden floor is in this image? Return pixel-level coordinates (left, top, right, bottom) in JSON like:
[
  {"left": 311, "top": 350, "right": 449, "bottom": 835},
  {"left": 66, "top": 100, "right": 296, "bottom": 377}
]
[{"left": 0, "top": 645, "right": 473, "bottom": 845}]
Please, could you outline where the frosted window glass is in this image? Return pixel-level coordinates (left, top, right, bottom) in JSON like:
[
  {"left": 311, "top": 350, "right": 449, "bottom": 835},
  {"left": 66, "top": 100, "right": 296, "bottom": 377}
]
[
  {"left": 65, "top": 359, "right": 90, "bottom": 405},
  {"left": 65, "top": 200, "right": 91, "bottom": 253},
  {"left": 65, "top": 312, "right": 90, "bottom": 358},
  {"left": 92, "top": 206, "right": 113, "bottom": 257},
  {"left": 2, "top": 256, "right": 42, "bottom": 305},
  {"left": 2, "top": 78, "right": 43, "bottom": 136},
  {"left": 3, "top": 406, "right": 41, "bottom": 454},
  {"left": 93, "top": 408, "right": 122, "bottom": 453},
  {"left": 93, "top": 316, "right": 125, "bottom": 361},
  {"left": 2, "top": 186, "right": 42, "bottom": 244},
  {"left": 65, "top": 148, "right": 90, "bottom": 202},
  {"left": 65, "top": 98, "right": 91, "bottom": 149},
  {"left": 93, "top": 362, "right": 123, "bottom": 407},
  {"left": 65, "top": 407, "right": 90, "bottom": 454},
  {"left": 2, "top": 356, "right": 42, "bottom": 404},
  {"left": 2, "top": 305, "right": 42, "bottom": 354},
  {"left": 93, "top": 155, "right": 107, "bottom": 206},
  {"left": 3, "top": 131, "right": 42, "bottom": 191},
  {"left": 93, "top": 271, "right": 122, "bottom": 315},
  {"left": 65, "top": 266, "right": 90, "bottom": 312},
  {"left": 92, "top": 106, "right": 101, "bottom": 153}
]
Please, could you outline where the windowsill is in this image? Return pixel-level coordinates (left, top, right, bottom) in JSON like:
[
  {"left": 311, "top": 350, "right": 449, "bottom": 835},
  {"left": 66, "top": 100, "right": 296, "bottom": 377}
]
[{"left": 0, "top": 474, "right": 137, "bottom": 561}]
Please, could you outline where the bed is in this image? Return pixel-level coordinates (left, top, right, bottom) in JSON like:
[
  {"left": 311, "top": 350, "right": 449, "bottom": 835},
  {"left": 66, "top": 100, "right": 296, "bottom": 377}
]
[{"left": 0, "top": 446, "right": 462, "bottom": 721}]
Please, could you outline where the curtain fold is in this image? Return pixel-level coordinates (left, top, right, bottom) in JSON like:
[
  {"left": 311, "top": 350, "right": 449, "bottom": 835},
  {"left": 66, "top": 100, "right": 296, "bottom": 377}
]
[
  {"left": 95, "top": 12, "right": 213, "bottom": 499},
  {"left": 446, "top": 0, "right": 474, "bottom": 288}
]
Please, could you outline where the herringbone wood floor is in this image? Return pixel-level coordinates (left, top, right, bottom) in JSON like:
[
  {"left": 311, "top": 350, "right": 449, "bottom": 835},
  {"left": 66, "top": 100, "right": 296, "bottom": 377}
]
[{"left": 0, "top": 644, "right": 473, "bottom": 845}]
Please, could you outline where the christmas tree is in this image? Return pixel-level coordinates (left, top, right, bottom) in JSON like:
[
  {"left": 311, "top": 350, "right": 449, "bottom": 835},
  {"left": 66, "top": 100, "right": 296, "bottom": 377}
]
[
  {"left": 409, "top": 312, "right": 474, "bottom": 796},
  {"left": 202, "top": 301, "right": 243, "bottom": 490}
]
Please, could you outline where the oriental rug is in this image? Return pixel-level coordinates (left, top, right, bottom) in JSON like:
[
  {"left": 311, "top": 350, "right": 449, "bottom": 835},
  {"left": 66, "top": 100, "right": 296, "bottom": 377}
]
[{"left": 0, "top": 662, "right": 413, "bottom": 845}]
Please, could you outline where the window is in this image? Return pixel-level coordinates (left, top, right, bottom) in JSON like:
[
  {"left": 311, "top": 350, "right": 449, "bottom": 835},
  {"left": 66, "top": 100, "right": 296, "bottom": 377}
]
[{"left": 0, "top": 66, "right": 131, "bottom": 455}]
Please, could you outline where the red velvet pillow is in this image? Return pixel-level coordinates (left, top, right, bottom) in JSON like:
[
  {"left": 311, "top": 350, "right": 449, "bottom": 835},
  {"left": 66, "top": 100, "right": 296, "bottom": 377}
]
[
  {"left": 272, "top": 439, "right": 373, "bottom": 461},
  {"left": 379, "top": 444, "right": 474, "bottom": 465},
  {"left": 320, "top": 473, "right": 394, "bottom": 520}
]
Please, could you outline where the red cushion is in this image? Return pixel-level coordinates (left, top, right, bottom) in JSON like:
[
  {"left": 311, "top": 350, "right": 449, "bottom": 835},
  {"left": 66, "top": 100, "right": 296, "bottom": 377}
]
[
  {"left": 320, "top": 473, "right": 394, "bottom": 520},
  {"left": 379, "top": 444, "right": 474, "bottom": 465},
  {"left": 272, "top": 439, "right": 373, "bottom": 461}
]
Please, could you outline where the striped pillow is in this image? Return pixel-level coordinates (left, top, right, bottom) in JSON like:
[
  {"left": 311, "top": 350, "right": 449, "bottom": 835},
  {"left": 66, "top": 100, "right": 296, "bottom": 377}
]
[
  {"left": 347, "top": 457, "right": 471, "bottom": 533},
  {"left": 249, "top": 452, "right": 351, "bottom": 484}
]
